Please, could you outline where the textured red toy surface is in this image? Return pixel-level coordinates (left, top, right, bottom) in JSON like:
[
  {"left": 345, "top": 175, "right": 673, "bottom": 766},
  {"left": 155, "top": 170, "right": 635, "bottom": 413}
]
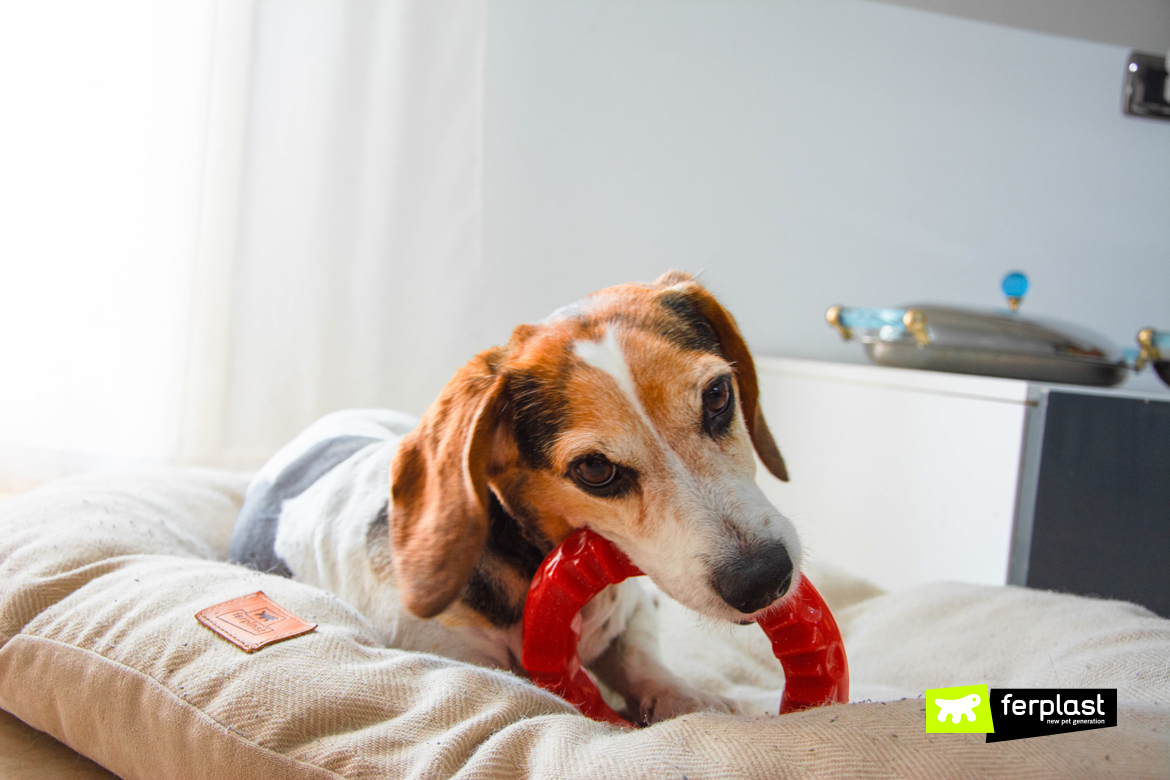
[{"left": 521, "top": 528, "right": 849, "bottom": 727}]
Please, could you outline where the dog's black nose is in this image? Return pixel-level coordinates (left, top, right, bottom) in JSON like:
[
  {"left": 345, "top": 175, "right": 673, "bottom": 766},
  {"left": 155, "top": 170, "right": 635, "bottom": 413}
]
[{"left": 713, "top": 542, "right": 794, "bottom": 614}]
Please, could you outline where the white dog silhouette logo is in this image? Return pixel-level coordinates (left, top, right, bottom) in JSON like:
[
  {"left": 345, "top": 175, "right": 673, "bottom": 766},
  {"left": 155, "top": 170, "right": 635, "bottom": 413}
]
[{"left": 935, "top": 693, "right": 981, "bottom": 724}]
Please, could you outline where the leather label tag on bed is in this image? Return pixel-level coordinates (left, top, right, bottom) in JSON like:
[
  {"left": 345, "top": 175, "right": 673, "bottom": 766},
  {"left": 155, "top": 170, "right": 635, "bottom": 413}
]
[{"left": 196, "top": 592, "right": 317, "bottom": 653}]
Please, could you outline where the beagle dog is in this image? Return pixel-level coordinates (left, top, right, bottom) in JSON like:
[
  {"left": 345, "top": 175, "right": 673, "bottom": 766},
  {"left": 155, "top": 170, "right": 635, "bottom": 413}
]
[{"left": 228, "top": 271, "right": 799, "bottom": 723}]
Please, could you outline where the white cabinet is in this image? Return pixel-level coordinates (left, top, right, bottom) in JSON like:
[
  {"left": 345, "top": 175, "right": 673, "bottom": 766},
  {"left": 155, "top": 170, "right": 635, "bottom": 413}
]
[{"left": 753, "top": 357, "right": 1030, "bottom": 592}]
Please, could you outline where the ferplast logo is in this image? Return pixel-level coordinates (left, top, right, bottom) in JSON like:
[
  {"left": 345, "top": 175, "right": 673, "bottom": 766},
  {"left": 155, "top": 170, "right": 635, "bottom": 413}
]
[
  {"left": 984, "top": 688, "right": 1117, "bottom": 743},
  {"left": 925, "top": 684, "right": 995, "bottom": 734},
  {"left": 924, "top": 685, "right": 1118, "bottom": 742}
]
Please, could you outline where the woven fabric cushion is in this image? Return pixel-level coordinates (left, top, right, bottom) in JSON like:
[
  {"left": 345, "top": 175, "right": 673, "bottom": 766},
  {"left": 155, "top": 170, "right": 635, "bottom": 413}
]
[{"left": 0, "top": 469, "right": 1168, "bottom": 779}]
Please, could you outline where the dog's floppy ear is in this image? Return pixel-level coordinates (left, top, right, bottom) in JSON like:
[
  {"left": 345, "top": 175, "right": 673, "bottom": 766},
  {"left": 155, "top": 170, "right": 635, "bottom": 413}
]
[
  {"left": 655, "top": 272, "right": 790, "bottom": 482},
  {"left": 389, "top": 352, "right": 507, "bottom": 618}
]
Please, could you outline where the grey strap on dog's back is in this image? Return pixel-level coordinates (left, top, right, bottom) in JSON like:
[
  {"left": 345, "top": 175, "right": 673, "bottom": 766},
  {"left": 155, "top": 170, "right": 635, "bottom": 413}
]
[{"left": 228, "top": 435, "right": 381, "bottom": 577}]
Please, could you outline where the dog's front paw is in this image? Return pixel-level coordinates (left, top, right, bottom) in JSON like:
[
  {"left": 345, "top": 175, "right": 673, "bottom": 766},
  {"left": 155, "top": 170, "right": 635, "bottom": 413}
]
[{"left": 636, "top": 683, "right": 740, "bottom": 724}]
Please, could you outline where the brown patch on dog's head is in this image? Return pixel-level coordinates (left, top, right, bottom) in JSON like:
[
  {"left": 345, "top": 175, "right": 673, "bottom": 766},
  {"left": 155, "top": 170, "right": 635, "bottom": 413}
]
[{"left": 649, "top": 271, "right": 788, "bottom": 482}]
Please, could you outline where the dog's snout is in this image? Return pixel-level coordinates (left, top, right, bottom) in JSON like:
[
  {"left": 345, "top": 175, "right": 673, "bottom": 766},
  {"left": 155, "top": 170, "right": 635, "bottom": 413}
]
[{"left": 713, "top": 542, "right": 794, "bottom": 615}]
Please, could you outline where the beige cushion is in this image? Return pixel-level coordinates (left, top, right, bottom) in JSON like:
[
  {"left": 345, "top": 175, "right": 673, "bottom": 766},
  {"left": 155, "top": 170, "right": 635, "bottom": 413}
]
[
  {"left": 1, "top": 470, "right": 1168, "bottom": 779},
  {"left": 0, "top": 708, "right": 118, "bottom": 780}
]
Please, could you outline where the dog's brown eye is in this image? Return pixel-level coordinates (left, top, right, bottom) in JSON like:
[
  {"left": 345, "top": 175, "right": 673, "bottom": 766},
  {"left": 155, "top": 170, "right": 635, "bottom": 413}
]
[
  {"left": 573, "top": 455, "right": 617, "bottom": 487},
  {"left": 703, "top": 377, "right": 732, "bottom": 416}
]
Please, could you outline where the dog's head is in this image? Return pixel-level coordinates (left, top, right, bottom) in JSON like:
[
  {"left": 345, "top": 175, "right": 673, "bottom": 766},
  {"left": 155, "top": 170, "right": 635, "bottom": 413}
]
[{"left": 389, "top": 271, "right": 799, "bottom": 625}]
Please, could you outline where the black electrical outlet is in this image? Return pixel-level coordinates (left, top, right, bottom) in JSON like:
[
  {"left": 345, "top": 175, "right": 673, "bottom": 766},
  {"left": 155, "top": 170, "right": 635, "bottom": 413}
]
[{"left": 1123, "top": 51, "right": 1170, "bottom": 121}]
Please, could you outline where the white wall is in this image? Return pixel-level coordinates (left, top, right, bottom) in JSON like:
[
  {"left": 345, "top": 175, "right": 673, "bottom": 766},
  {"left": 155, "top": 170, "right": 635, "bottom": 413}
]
[{"left": 482, "top": 0, "right": 1170, "bottom": 393}]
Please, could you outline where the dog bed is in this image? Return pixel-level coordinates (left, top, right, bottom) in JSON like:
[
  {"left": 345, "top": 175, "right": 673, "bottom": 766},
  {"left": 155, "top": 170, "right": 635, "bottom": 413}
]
[{"left": 0, "top": 469, "right": 1167, "bottom": 779}]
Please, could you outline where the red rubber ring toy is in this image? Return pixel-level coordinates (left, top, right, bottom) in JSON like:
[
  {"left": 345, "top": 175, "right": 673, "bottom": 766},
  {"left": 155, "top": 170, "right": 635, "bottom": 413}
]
[{"left": 522, "top": 528, "right": 849, "bottom": 727}]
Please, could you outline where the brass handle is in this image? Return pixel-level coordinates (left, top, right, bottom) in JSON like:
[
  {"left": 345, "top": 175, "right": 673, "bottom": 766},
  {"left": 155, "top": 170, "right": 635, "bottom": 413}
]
[
  {"left": 903, "top": 308, "right": 931, "bottom": 347},
  {"left": 825, "top": 305, "right": 852, "bottom": 341},
  {"left": 1136, "top": 327, "right": 1162, "bottom": 369}
]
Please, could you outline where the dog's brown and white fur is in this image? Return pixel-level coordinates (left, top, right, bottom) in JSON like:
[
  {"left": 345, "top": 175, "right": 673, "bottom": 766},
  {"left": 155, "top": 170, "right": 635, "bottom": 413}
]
[{"left": 228, "top": 272, "right": 800, "bottom": 723}]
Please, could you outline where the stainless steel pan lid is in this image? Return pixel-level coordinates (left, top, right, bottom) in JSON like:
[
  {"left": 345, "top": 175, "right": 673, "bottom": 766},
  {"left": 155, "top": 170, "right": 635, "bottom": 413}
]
[{"left": 825, "top": 273, "right": 1130, "bottom": 386}]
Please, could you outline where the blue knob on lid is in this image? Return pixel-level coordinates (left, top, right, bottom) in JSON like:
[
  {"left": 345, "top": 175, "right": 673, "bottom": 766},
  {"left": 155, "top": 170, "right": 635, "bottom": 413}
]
[{"left": 1002, "top": 271, "right": 1028, "bottom": 311}]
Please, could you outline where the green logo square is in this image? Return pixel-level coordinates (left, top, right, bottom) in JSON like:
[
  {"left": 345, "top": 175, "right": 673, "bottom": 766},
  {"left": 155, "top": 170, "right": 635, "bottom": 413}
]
[{"left": 925, "top": 684, "right": 995, "bottom": 733}]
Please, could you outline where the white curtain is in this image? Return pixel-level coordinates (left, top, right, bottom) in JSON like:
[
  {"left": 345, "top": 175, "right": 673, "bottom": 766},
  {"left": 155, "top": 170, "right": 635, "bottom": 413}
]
[
  {"left": 188, "top": 0, "right": 488, "bottom": 469},
  {"left": 0, "top": 1, "right": 217, "bottom": 490},
  {"left": 1, "top": 0, "right": 489, "bottom": 487}
]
